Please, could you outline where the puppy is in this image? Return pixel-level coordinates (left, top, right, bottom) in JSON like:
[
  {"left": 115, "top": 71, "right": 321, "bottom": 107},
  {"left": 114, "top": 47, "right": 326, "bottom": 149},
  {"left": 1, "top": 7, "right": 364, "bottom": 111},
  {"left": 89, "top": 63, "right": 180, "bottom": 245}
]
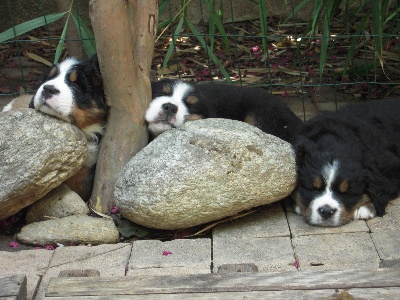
[
  {"left": 146, "top": 79, "right": 302, "bottom": 142},
  {"left": 29, "top": 54, "right": 109, "bottom": 200},
  {"left": 293, "top": 98, "right": 400, "bottom": 226}
]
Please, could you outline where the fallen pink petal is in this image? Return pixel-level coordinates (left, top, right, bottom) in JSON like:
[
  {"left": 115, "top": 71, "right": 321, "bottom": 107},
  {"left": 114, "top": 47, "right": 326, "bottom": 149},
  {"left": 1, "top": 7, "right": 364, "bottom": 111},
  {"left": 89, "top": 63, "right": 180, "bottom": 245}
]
[
  {"left": 110, "top": 206, "right": 119, "bottom": 214},
  {"left": 162, "top": 251, "right": 173, "bottom": 256},
  {"left": 294, "top": 259, "right": 300, "bottom": 270},
  {"left": 9, "top": 241, "right": 19, "bottom": 248}
]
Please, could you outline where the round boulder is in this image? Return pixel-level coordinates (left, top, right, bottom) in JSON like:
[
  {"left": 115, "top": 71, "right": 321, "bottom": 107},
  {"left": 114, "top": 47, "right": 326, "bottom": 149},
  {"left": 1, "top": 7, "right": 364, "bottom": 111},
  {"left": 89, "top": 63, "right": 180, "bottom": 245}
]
[
  {"left": 0, "top": 109, "right": 87, "bottom": 219},
  {"left": 115, "top": 118, "right": 297, "bottom": 230}
]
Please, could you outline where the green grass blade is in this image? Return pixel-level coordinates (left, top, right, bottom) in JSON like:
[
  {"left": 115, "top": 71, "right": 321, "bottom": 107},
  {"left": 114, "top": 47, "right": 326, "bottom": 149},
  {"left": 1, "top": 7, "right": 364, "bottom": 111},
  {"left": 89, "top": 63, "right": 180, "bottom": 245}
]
[
  {"left": 158, "top": 18, "right": 174, "bottom": 31},
  {"left": 161, "top": 16, "right": 185, "bottom": 72},
  {"left": 205, "top": 0, "right": 230, "bottom": 55},
  {"left": 208, "top": 0, "right": 216, "bottom": 51},
  {"left": 258, "top": 0, "right": 268, "bottom": 53},
  {"left": 318, "top": 0, "right": 336, "bottom": 80},
  {"left": 54, "top": 13, "right": 70, "bottom": 64},
  {"left": 319, "top": 13, "right": 330, "bottom": 81},
  {"left": 0, "top": 12, "right": 67, "bottom": 43},
  {"left": 185, "top": 17, "right": 231, "bottom": 81},
  {"left": 311, "top": 0, "right": 323, "bottom": 34},
  {"left": 383, "top": 6, "right": 400, "bottom": 25},
  {"left": 371, "top": 1, "right": 383, "bottom": 67},
  {"left": 342, "top": 14, "right": 368, "bottom": 75},
  {"left": 158, "top": 0, "right": 170, "bottom": 19},
  {"left": 72, "top": 11, "right": 96, "bottom": 57},
  {"left": 284, "top": 0, "right": 311, "bottom": 23}
]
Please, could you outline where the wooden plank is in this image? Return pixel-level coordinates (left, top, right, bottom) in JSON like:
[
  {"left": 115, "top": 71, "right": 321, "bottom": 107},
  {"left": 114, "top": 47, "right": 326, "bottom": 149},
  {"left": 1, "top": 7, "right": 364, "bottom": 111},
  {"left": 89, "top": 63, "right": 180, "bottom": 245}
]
[
  {"left": 58, "top": 269, "right": 100, "bottom": 277},
  {"left": 0, "top": 275, "right": 27, "bottom": 300},
  {"left": 46, "top": 269, "right": 400, "bottom": 297},
  {"left": 44, "top": 288, "right": 400, "bottom": 299}
]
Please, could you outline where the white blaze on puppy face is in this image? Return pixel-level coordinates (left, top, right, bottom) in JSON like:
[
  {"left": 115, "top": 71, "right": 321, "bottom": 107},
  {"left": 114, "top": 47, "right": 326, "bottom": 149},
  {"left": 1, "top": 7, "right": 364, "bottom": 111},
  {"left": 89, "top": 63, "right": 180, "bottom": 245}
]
[
  {"left": 32, "top": 58, "right": 78, "bottom": 122},
  {"left": 309, "top": 160, "right": 342, "bottom": 226},
  {"left": 145, "top": 81, "right": 192, "bottom": 136}
]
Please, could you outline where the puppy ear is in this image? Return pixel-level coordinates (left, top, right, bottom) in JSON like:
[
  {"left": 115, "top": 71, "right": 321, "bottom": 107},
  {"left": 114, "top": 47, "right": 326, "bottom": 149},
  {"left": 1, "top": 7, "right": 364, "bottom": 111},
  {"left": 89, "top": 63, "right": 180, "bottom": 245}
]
[
  {"left": 293, "top": 137, "right": 313, "bottom": 166},
  {"left": 89, "top": 54, "right": 102, "bottom": 87},
  {"left": 29, "top": 96, "right": 35, "bottom": 109}
]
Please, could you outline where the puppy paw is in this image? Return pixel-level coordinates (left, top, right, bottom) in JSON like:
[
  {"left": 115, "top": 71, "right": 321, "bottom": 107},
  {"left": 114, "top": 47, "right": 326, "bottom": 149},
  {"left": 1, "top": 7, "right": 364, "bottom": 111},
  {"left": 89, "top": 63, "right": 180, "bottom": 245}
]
[
  {"left": 353, "top": 204, "right": 376, "bottom": 220},
  {"left": 294, "top": 205, "right": 302, "bottom": 215}
]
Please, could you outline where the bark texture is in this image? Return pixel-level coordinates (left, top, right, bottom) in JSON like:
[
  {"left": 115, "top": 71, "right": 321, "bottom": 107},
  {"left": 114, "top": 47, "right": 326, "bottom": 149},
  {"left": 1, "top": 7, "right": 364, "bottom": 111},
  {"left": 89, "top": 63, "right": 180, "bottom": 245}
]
[{"left": 89, "top": 0, "right": 157, "bottom": 213}]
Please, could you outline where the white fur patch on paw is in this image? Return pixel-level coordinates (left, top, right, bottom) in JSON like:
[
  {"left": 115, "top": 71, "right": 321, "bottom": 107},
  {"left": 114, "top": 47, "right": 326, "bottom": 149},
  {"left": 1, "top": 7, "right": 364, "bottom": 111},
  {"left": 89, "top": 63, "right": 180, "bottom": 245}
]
[
  {"left": 294, "top": 205, "right": 302, "bottom": 215},
  {"left": 354, "top": 205, "right": 376, "bottom": 220}
]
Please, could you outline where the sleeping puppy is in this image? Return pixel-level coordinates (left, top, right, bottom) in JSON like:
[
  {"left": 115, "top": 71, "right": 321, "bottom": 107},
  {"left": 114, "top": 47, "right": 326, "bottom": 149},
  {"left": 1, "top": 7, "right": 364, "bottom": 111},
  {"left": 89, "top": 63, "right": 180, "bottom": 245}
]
[
  {"left": 28, "top": 54, "right": 109, "bottom": 200},
  {"left": 146, "top": 79, "right": 302, "bottom": 142},
  {"left": 293, "top": 98, "right": 400, "bottom": 226}
]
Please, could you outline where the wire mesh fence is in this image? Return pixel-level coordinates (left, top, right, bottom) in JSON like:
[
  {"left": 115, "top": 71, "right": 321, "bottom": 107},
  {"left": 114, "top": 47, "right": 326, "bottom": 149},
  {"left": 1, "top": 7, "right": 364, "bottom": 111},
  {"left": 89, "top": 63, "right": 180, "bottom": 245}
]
[{"left": 1, "top": 0, "right": 399, "bottom": 116}]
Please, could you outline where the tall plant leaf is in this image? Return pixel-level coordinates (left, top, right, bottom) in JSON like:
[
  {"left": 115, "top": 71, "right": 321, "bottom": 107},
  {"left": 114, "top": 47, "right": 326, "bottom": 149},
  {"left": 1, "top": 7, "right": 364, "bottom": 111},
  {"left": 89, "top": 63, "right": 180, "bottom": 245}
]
[
  {"left": 185, "top": 17, "right": 231, "bottom": 81},
  {"left": 0, "top": 12, "right": 67, "bottom": 43},
  {"left": 205, "top": 0, "right": 230, "bottom": 55},
  {"left": 258, "top": 0, "right": 268, "bottom": 53},
  {"left": 54, "top": 13, "right": 70, "bottom": 64},
  {"left": 208, "top": 0, "right": 216, "bottom": 51},
  {"left": 311, "top": 0, "right": 323, "bottom": 34},
  {"left": 161, "top": 17, "right": 185, "bottom": 72},
  {"left": 371, "top": 1, "right": 383, "bottom": 68},
  {"left": 342, "top": 14, "right": 368, "bottom": 75},
  {"left": 72, "top": 11, "right": 96, "bottom": 57},
  {"left": 318, "top": 0, "right": 335, "bottom": 80},
  {"left": 284, "top": 0, "right": 310, "bottom": 23}
]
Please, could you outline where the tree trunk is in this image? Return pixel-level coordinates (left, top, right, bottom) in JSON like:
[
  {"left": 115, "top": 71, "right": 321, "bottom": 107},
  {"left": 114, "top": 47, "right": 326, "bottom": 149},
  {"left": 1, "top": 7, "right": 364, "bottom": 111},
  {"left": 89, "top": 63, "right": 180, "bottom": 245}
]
[{"left": 89, "top": 0, "right": 157, "bottom": 213}]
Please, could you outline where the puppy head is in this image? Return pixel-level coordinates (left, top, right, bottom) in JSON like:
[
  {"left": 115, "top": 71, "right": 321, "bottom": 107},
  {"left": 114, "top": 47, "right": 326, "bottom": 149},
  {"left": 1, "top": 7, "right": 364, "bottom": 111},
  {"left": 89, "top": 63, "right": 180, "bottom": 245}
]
[
  {"left": 145, "top": 79, "right": 206, "bottom": 136},
  {"left": 294, "top": 139, "right": 374, "bottom": 226},
  {"left": 30, "top": 55, "right": 108, "bottom": 138}
]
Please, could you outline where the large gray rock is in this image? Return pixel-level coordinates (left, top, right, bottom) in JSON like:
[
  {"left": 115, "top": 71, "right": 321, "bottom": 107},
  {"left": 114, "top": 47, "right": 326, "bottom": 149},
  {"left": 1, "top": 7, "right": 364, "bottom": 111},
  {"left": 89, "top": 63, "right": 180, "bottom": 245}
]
[
  {"left": 0, "top": 109, "right": 87, "bottom": 220},
  {"left": 25, "top": 183, "right": 89, "bottom": 224},
  {"left": 115, "top": 118, "right": 297, "bottom": 230},
  {"left": 17, "top": 215, "right": 119, "bottom": 245}
]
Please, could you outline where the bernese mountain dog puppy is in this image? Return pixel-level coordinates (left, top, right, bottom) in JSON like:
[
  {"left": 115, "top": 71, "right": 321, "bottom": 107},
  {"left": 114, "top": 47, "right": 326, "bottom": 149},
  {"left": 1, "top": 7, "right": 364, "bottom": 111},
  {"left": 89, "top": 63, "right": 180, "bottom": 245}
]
[
  {"left": 29, "top": 54, "right": 109, "bottom": 200},
  {"left": 293, "top": 98, "right": 400, "bottom": 226},
  {"left": 146, "top": 79, "right": 302, "bottom": 142}
]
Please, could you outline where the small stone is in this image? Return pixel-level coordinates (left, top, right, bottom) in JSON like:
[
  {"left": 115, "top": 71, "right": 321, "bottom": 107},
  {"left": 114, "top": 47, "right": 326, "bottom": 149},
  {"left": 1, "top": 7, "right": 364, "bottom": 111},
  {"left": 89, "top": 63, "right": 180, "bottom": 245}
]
[
  {"left": 25, "top": 184, "right": 89, "bottom": 224},
  {"left": 17, "top": 215, "right": 119, "bottom": 246}
]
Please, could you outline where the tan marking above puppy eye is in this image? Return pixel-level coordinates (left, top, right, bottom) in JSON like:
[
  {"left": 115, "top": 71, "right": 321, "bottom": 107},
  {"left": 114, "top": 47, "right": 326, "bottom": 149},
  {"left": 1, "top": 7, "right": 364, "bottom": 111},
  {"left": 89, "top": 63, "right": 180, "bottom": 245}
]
[
  {"left": 186, "top": 96, "right": 199, "bottom": 105},
  {"left": 313, "top": 177, "right": 323, "bottom": 190},
  {"left": 162, "top": 84, "right": 172, "bottom": 95},
  {"left": 69, "top": 70, "right": 78, "bottom": 82},
  {"left": 185, "top": 114, "right": 204, "bottom": 121},
  {"left": 339, "top": 180, "right": 349, "bottom": 193}
]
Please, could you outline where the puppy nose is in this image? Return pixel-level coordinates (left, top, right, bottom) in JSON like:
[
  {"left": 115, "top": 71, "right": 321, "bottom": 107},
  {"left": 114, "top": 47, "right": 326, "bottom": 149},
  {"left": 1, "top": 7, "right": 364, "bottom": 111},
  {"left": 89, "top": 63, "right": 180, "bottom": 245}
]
[
  {"left": 318, "top": 205, "right": 337, "bottom": 219},
  {"left": 42, "top": 85, "right": 59, "bottom": 97},
  {"left": 162, "top": 103, "right": 178, "bottom": 115}
]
